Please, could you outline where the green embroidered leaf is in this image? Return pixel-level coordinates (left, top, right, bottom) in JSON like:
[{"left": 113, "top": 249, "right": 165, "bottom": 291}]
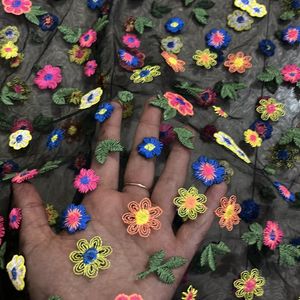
[
  {"left": 2, "top": 172, "right": 16, "bottom": 181},
  {"left": 220, "top": 82, "right": 247, "bottom": 100},
  {"left": 95, "top": 140, "right": 124, "bottom": 164},
  {"left": 39, "top": 160, "right": 62, "bottom": 174},
  {"left": 163, "top": 256, "right": 187, "bottom": 269},
  {"left": 118, "top": 91, "right": 134, "bottom": 103},
  {"left": 257, "top": 66, "right": 283, "bottom": 86},
  {"left": 193, "top": 8, "right": 209, "bottom": 25},
  {"left": 296, "top": 81, "right": 300, "bottom": 89},
  {"left": 0, "top": 242, "right": 7, "bottom": 270},
  {"left": 184, "top": 0, "right": 195, "bottom": 6},
  {"left": 58, "top": 25, "right": 82, "bottom": 44},
  {"left": 257, "top": 71, "right": 275, "bottom": 82},
  {"left": 25, "top": 6, "right": 47, "bottom": 25},
  {"left": 93, "top": 15, "right": 109, "bottom": 32},
  {"left": 150, "top": 95, "right": 177, "bottom": 121},
  {"left": 52, "top": 88, "right": 78, "bottom": 105},
  {"left": 280, "top": 10, "right": 296, "bottom": 21},
  {"left": 156, "top": 267, "right": 176, "bottom": 284},
  {"left": 134, "top": 17, "right": 153, "bottom": 34},
  {"left": 149, "top": 250, "right": 166, "bottom": 269},
  {"left": 0, "top": 86, "right": 14, "bottom": 105},
  {"left": 196, "top": 0, "right": 215, "bottom": 9},
  {"left": 279, "top": 129, "right": 295, "bottom": 145},
  {"left": 151, "top": 1, "right": 172, "bottom": 18},
  {"left": 174, "top": 81, "right": 203, "bottom": 98},
  {"left": 32, "top": 114, "right": 54, "bottom": 132},
  {"left": 174, "top": 127, "right": 194, "bottom": 150},
  {"left": 279, "top": 244, "right": 300, "bottom": 267},
  {"left": 164, "top": 106, "right": 177, "bottom": 121},
  {"left": 242, "top": 222, "right": 263, "bottom": 251}
]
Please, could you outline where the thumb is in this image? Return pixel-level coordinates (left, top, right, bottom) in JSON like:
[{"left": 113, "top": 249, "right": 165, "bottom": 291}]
[{"left": 12, "top": 183, "right": 53, "bottom": 251}]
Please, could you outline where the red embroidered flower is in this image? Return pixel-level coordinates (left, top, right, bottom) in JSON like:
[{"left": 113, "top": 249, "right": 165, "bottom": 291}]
[
  {"left": 11, "top": 169, "right": 39, "bottom": 183},
  {"left": 73, "top": 168, "right": 100, "bottom": 193},
  {"left": 11, "top": 119, "right": 33, "bottom": 133},
  {"left": 263, "top": 221, "right": 283, "bottom": 250},
  {"left": 79, "top": 29, "right": 97, "bottom": 48},
  {"left": 9, "top": 208, "right": 22, "bottom": 230},
  {"left": 164, "top": 91, "right": 194, "bottom": 116},
  {"left": 281, "top": 64, "right": 300, "bottom": 84},
  {"left": 0, "top": 216, "right": 5, "bottom": 245}
]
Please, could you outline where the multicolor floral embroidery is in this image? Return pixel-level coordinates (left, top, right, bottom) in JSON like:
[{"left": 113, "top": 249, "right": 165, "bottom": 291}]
[
  {"left": 173, "top": 186, "right": 207, "bottom": 221},
  {"left": 161, "top": 51, "right": 185, "bottom": 72},
  {"left": 227, "top": 10, "right": 254, "bottom": 31},
  {"left": 130, "top": 65, "right": 161, "bottom": 83},
  {"left": 165, "top": 17, "right": 185, "bottom": 33},
  {"left": 256, "top": 97, "right": 285, "bottom": 121},
  {"left": 192, "top": 48, "right": 218, "bottom": 69},
  {"left": 6, "top": 255, "right": 26, "bottom": 291},
  {"left": 273, "top": 181, "right": 295, "bottom": 202},
  {"left": 215, "top": 195, "right": 241, "bottom": 231},
  {"left": 181, "top": 285, "right": 198, "bottom": 300},
  {"left": 84, "top": 60, "right": 98, "bottom": 77},
  {"left": 9, "top": 129, "right": 32, "bottom": 150},
  {"left": 95, "top": 102, "right": 114, "bottom": 123},
  {"left": 9, "top": 208, "right": 22, "bottom": 230},
  {"left": 2, "top": 0, "right": 32, "bottom": 15},
  {"left": 234, "top": 268, "right": 265, "bottom": 300},
  {"left": 137, "top": 137, "right": 163, "bottom": 158},
  {"left": 0, "top": 41, "right": 18, "bottom": 59},
  {"left": 69, "top": 236, "right": 112, "bottom": 278},
  {"left": 118, "top": 49, "right": 145, "bottom": 71},
  {"left": 79, "top": 29, "right": 97, "bottom": 48},
  {"left": 263, "top": 221, "right": 283, "bottom": 250},
  {"left": 244, "top": 129, "right": 262, "bottom": 148},
  {"left": 38, "top": 13, "right": 59, "bottom": 31},
  {"left": 34, "top": 65, "right": 62, "bottom": 90},
  {"left": 212, "top": 106, "right": 228, "bottom": 118},
  {"left": 164, "top": 91, "right": 194, "bottom": 116},
  {"left": 47, "top": 128, "right": 64, "bottom": 150},
  {"left": 74, "top": 168, "right": 99, "bottom": 193},
  {"left": 79, "top": 87, "right": 103, "bottom": 109},
  {"left": 69, "top": 45, "right": 91, "bottom": 64},
  {"left": 205, "top": 29, "right": 231, "bottom": 50},
  {"left": 114, "top": 294, "right": 143, "bottom": 300},
  {"left": 12, "top": 169, "right": 38, "bottom": 183},
  {"left": 249, "top": 119, "right": 273, "bottom": 140},
  {"left": 0, "top": 216, "right": 5, "bottom": 245},
  {"left": 122, "top": 33, "right": 140, "bottom": 49},
  {"left": 122, "top": 198, "right": 163, "bottom": 238},
  {"left": 161, "top": 36, "right": 183, "bottom": 54},
  {"left": 281, "top": 26, "right": 300, "bottom": 45},
  {"left": 281, "top": 64, "right": 300, "bottom": 84},
  {"left": 224, "top": 52, "right": 252, "bottom": 73}
]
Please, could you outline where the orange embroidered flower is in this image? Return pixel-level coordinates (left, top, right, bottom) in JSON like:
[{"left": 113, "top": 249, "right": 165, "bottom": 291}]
[
  {"left": 224, "top": 51, "right": 252, "bottom": 73},
  {"left": 161, "top": 51, "right": 185, "bottom": 72},
  {"left": 212, "top": 106, "right": 228, "bottom": 118},
  {"left": 122, "top": 198, "right": 163, "bottom": 238},
  {"left": 215, "top": 195, "right": 241, "bottom": 231},
  {"left": 164, "top": 91, "right": 194, "bottom": 116}
]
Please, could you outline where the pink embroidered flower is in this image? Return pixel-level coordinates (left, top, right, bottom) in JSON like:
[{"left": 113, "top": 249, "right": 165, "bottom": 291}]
[
  {"left": 11, "top": 169, "right": 39, "bottom": 183},
  {"left": 164, "top": 91, "right": 194, "bottom": 116},
  {"left": 79, "top": 29, "right": 97, "bottom": 48},
  {"left": 114, "top": 294, "right": 143, "bottom": 300},
  {"left": 2, "top": 0, "right": 32, "bottom": 15},
  {"left": 263, "top": 221, "right": 283, "bottom": 250},
  {"left": 73, "top": 168, "right": 100, "bottom": 193},
  {"left": 9, "top": 208, "right": 22, "bottom": 230},
  {"left": 34, "top": 65, "right": 62, "bottom": 90},
  {"left": 281, "top": 64, "right": 300, "bottom": 84},
  {"left": 11, "top": 119, "right": 33, "bottom": 133},
  {"left": 0, "top": 216, "right": 5, "bottom": 245},
  {"left": 122, "top": 33, "right": 141, "bottom": 49},
  {"left": 84, "top": 60, "right": 97, "bottom": 77}
]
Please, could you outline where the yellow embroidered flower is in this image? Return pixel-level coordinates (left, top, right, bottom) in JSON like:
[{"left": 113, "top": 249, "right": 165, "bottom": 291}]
[
  {"left": 244, "top": 129, "right": 262, "bottom": 148},
  {"left": 6, "top": 255, "right": 26, "bottom": 291},
  {"left": 212, "top": 106, "right": 228, "bottom": 118},
  {"left": 0, "top": 26, "right": 20, "bottom": 43},
  {"left": 227, "top": 10, "right": 254, "bottom": 32},
  {"left": 173, "top": 187, "right": 207, "bottom": 221},
  {"left": 256, "top": 97, "right": 285, "bottom": 121},
  {"left": 9, "top": 129, "right": 32, "bottom": 150},
  {"left": 181, "top": 285, "right": 198, "bottom": 300},
  {"left": 69, "top": 45, "right": 91, "bottom": 65},
  {"left": 79, "top": 87, "right": 103, "bottom": 109},
  {"left": 0, "top": 41, "right": 18, "bottom": 59},
  {"left": 193, "top": 48, "right": 217, "bottom": 69},
  {"left": 234, "top": 268, "right": 265, "bottom": 300},
  {"left": 69, "top": 236, "right": 112, "bottom": 279},
  {"left": 130, "top": 65, "right": 161, "bottom": 83}
]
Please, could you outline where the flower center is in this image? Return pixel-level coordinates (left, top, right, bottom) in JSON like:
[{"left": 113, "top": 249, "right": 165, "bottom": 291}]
[
  {"left": 266, "top": 103, "right": 276, "bottom": 114},
  {"left": 175, "top": 97, "right": 186, "bottom": 106},
  {"left": 51, "top": 134, "right": 58, "bottom": 142},
  {"left": 287, "top": 29, "right": 298, "bottom": 41},
  {"left": 83, "top": 248, "right": 98, "bottom": 265},
  {"left": 212, "top": 32, "right": 224, "bottom": 45},
  {"left": 11, "top": 215, "right": 17, "bottom": 222},
  {"left": 168, "top": 57, "right": 177, "bottom": 65},
  {"left": 16, "top": 134, "right": 23, "bottom": 143},
  {"left": 66, "top": 209, "right": 81, "bottom": 228},
  {"left": 249, "top": 134, "right": 257, "bottom": 142},
  {"left": 99, "top": 108, "right": 107, "bottom": 115},
  {"left": 269, "top": 229, "right": 276, "bottom": 241},
  {"left": 167, "top": 41, "right": 174, "bottom": 48},
  {"left": 184, "top": 196, "right": 197, "bottom": 209},
  {"left": 144, "top": 143, "right": 156, "bottom": 151},
  {"left": 279, "top": 185, "right": 290, "bottom": 198},
  {"left": 44, "top": 73, "right": 53, "bottom": 81},
  {"left": 67, "top": 125, "right": 77, "bottom": 136},
  {"left": 200, "top": 53, "right": 211, "bottom": 62},
  {"left": 277, "top": 149, "right": 289, "bottom": 160},
  {"left": 171, "top": 22, "right": 179, "bottom": 28},
  {"left": 200, "top": 163, "right": 215, "bottom": 180},
  {"left": 13, "top": 85, "right": 23, "bottom": 93},
  {"left": 241, "top": 0, "right": 250, "bottom": 4},
  {"left": 12, "top": 0, "right": 21, "bottom": 8},
  {"left": 128, "top": 37, "right": 134, "bottom": 43},
  {"left": 139, "top": 70, "right": 150, "bottom": 77},
  {"left": 135, "top": 209, "right": 150, "bottom": 225},
  {"left": 237, "top": 16, "right": 245, "bottom": 23},
  {"left": 84, "top": 34, "right": 90, "bottom": 41},
  {"left": 11, "top": 267, "right": 17, "bottom": 280},
  {"left": 87, "top": 94, "right": 94, "bottom": 102},
  {"left": 4, "top": 47, "right": 12, "bottom": 53},
  {"left": 80, "top": 175, "right": 90, "bottom": 185},
  {"left": 233, "top": 57, "right": 245, "bottom": 68},
  {"left": 244, "top": 278, "right": 256, "bottom": 292},
  {"left": 224, "top": 204, "right": 234, "bottom": 219}
]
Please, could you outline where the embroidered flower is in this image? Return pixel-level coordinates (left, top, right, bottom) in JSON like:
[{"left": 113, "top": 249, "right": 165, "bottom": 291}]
[
  {"left": 224, "top": 51, "right": 252, "bottom": 73},
  {"left": 234, "top": 0, "right": 254, "bottom": 11},
  {"left": 173, "top": 186, "right": 207, "bottom": 221},
  {"left": 9, "top": 129, "right": 32, "bottom": 150},
  {"left": 195, "top": 88, "right": 217, "bottom": 108},
  {"left": 62, "top": 204, "right": 91, "bottom": 234},
  {"left": 122, "top": 198, "right": 163, "bottom": 238},
  {"left": 0, "top": 216, "right": 5, "bottom": 245},
  {"left": 249, "top": 119, "right": 273, "bottom": 140},
  {"left": 45, "top": 204, "right": 59, "bottom": 226},
  {"left": 273, "top": 181, "right": 295, "bottom": 202},
  {"left": 215, "top": 195, "right": 241, "bottom": 231},
  {"left": 200, "top": 124, "right": 218, "bottom": 142},
  {"left": 247, "top": 4, "right": 267, "bottom": 18},
  {"left": 0, "top": 26, "right": 20, "bottom": 43},
  {"left": 0, "top": 41, "right": 18, "bottom": 59},
  {"left": 220, "top": 160, "right": 234, "bottom": 184},
  {"left": 47, "top": 128, "right": 64, "bottom": 150},
  {"left": 0, "top": 160, "right": 19, "bottom": 178},
  {"left": 2, "top": 0, "right": 32, "bottom": 15},
  {"left": 6, "top": 255, "right": 26, "bottom": 291},
  {"left": 234, "top": 268, "right": 265, "bottom": 300},
  {"left": 87, "top": 0, "right": 104, "bottom": 9},
  {"left": 122, "top": 33, "right": 140, "bottom": 49},
  {"left": 79, "top": 87, "right": 103, "bottom": 109},
  {"left": 124, "top": 16, "right": 136, "bottom": 32},
  {"left": 12, "top": 169, "right": 38, "bottom": 183},
  {"left": 79, "top": 29, "right": 97, "bottom": 48},
  {"left": 165, "top": 17, "right": 185, "bottom": 33},
  {"left": 281, "top": 26, "right": 300, "bottom": 45},
  {"left": 34, "top": 65, "right": 62, "bottom": 90},
  {"left": 281, "top": 64, "right": 300, "bottom": 84},
  {"left": 240, "top": 199, "right": 260, "bottom": 223},
  {"left": 206, "top": 29, "right": 231, "bottom": 50},
  {"left": 69, "top": 236, "right": 112, "bottom": 278},
  {"left": 38, "top": 13, "right": 59, "bottom": 31},
  {"left": 60, "top": 120, "right": 80, "bottom": 142},
  {"left": 122, "top": 101, "right": 134, "bottom": 119},
  {"left": 181, "top": 285, "right": 198, "bottom": 300},
  {"left": 9, "top": 208, "right": 22, "bottom": 230},
  {"left": 84, "top": 60, "right": 97, "bottom": 77},
  {"left": 69, "top": 45, "right": 91, "bottom": 64},
  {"left": 11, "top": 119, "right": 33, "bottom": 133},
  {"left": 74, "top": 168, "right": 99, "bottom": 193},
  {"left": 256, "top": 97, "right": 285, "bottom": 121},
  {"left": 118, "top": 49, "right": 145, "bottom": 71},
  {"left": 161, "top": 51, "right": 185, "bottom": 72},
  {"left": 10, "top": 52, "right": 23, "bottom": 68},
  {"left": 270, "top": 145, "right": 299, "bottom": 169},
  {"left": 137, "top": 137, "right": 163, "bottom": 158},
  {"left": 95, "top": 102, "right": 114, "bottom": 123},
  {"left": 258, "top": 39, "right": 276, "bottom": 57},
  {"left": 244, "top": 129, "right": 262, "bottom": 148},
  {"left": 227, "top": 10, "right": 254, "bottom": 31},
  {"left": 130, "top": 65, "right": 161, "bottom": 83},
  {"left": 192, "top": 156, "right": 225, "bottom": 186},
  {"left": 159, "top": 123, "right": 176, "bottom": 145},
  {"left": 263, "top": 221, "right": 284, "bottom": 250},
  {"left": 192, "top": 48, "right": 218, "bottom": 69},
  {"left": 212, "top": 106, "right": 228, "bottom": 118},
  {"left": 114, "top": 294, "right": 144, "bottom": 300},
  {"left": 161, "top": 36, "right": 183, "bottom": 54},
  {"left": 164, "top": 91, "right": 194, "bottom": 116}
]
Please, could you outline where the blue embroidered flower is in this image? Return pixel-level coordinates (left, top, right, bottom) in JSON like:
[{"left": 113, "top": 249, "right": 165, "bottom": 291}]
[
  {"left": 291, "top": 0, "right": 300, "bottom": 9},
  {"left": 87, "top": 0, "right": 104, "bottom": 10},
  {"left": 165, "top": 17, "right": 185, "bottom": 33},
  {"left": 273, "top": 181, "right": 295, "bottom": 202},
  {"left": 239, "top": 199, "right": 260, "bottom": 223},
  {"left": 62, "top": 204, "right": 91, "bottom": 234},
  {"left": 38, "top": 13, "right": 59, "bottom": 31},
  {"left": 137, "top": 137, "right": 163, "bottom": 158},
  {"left": 47, "top": 129, "right": 64, "bottom": 150},
  {"left": 205, "top": 29, "right": 231, "bottom": 50},
  {"left": 249, "top": 119, "right": 273, "bottom": 140},
  {"left": 94, "top": 103, "right": 114, "bottom": 123},
  {"left": 281, "top": 26, "right": 300, "bottom": 45},
  {"left": 192, "top": 156, "right": 225, "bottom": 186},
  {"left": 258, "top": 39, "right": 276, "bottom": 57}
]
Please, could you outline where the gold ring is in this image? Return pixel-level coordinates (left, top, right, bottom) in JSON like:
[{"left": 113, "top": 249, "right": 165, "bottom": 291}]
[{"left": 124, "top": 182, "right": 149, "bottom": 191}]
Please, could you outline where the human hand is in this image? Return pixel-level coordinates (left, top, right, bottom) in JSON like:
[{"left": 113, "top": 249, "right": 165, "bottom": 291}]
[{"left": 13, "top": 101, "right": 227, "bottom": 300}]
